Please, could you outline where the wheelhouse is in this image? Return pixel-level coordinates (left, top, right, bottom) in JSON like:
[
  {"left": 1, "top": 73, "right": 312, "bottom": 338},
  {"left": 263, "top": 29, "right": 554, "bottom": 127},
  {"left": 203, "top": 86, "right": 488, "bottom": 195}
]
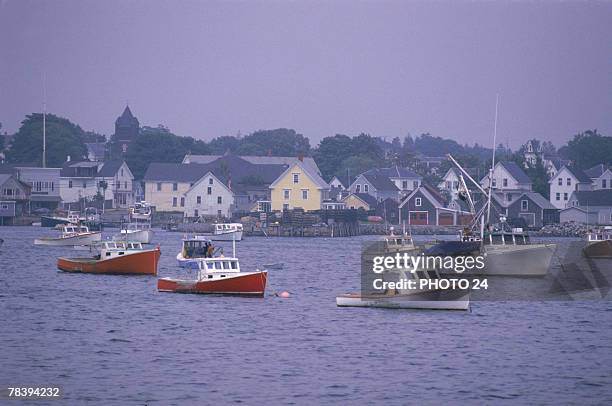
[
  {"left": 214, "top": 223, "right": 243, "bottom": 234},
  {"left": 182, "top": 237, "right": 214, "bottom": 259}
]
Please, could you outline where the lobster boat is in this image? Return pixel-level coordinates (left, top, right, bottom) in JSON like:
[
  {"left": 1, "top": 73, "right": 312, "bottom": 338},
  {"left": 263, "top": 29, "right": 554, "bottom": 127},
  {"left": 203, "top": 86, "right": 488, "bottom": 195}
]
[
  {"left": 203, "top": 223, "right": 244, "bottom": 241},
  {"left": 57, "top": 241, "right": 161, "bottom": 275},
  {"left": 34, "top": 225, "right": 102, "bottom": 246},
  {"left": 176, "top": 235, "right": 216, "bottom": 268},
  {"left": 113, "top": 222, "right": 155, "bottom": 244},
  {"left": 158, "top": 256, "right": 267, "bottom": 296},
  {"left": 583, "top": 227, "right": 612, "bottom": 258}
]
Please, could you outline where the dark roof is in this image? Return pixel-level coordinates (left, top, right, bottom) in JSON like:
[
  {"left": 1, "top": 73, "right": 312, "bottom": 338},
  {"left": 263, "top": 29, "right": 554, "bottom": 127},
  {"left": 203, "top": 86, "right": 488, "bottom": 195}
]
[
  {"left": 563, "top": 166, "right": 592, "bottom": 183},
  {"left": 116, "top": 106, "right": 139, "bottom": 126},
  {"left": 352, "top": 193, "right": 378, "bottom": 207},
  {"left": 584, "top": 164, "right": 609, "bottom": 178},
  {"left": 60, "top": 160, "right": 99, "bottom": 177},
  {"left": 97, "top": 161, "right": 125, "bottom": 177},
  {"left": 520, "top": 192, "right": 557, "bottom": 210},
  {"left": 572, "top": 190, "right": 612, "bottom": 207},
  {"left": 383, "top": 166, "right": 421, "bottom": 179},
  {"left": 144, "top": 162, "right": 210, "bottom": 183},
  {"left": 500, "top": 161, "right": 531, "bottom": 184}
]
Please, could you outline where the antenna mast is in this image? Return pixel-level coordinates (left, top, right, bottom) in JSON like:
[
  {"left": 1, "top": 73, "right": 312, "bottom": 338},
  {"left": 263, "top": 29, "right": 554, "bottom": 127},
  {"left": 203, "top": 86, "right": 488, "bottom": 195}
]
[
  {"left": 485, "top": 94, "right": 499, "bottom": 225},
  {"left": 42, "top": 73, "right": 47, "bottom": 168}
]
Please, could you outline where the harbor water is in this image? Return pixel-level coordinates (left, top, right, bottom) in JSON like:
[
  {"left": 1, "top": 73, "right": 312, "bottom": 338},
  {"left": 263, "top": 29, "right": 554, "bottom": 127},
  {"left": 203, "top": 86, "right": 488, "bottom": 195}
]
[{"left": 1, "top": 226, "right": 611, "bottom": 404}]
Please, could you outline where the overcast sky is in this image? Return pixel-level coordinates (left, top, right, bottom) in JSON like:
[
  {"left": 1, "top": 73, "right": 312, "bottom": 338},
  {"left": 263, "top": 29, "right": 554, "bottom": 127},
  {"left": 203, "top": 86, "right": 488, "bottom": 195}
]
[{"left": 1, "top": 0, "right": 611, "bottom": 149}]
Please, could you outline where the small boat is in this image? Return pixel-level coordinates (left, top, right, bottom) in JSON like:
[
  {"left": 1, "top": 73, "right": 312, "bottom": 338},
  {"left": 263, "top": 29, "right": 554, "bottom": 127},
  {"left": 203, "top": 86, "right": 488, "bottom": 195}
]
[
  {"left": 583, "top": 227, "right": 612, "bottom": 258},
  {"left": 383, "top": 233, "right": 417, "bottom": 253},
  {"left": 158, "top": 256, "right": 267, "bottom": 296},
  {"left": 34, "top": 225, "right": 102, "bottom": 246},
  {"left": 336, "top": 267, "right": 470, "bottom": 310},
  {"left": 40, "top": 211, "right": 81, "bottom": 227},
  {"left": 201, "top": 223, "right": 244, "bottom": 241},
  {"left": 113, "top": 222, "right": 154, "bottom": 244},
  {"left": 57, "top": 241, "right": 161, "bottom": 275},
  {"left": 263, "top": 262, "right": 284, "bottom": 270},
  {"left": 176, "top": 235, "right": 216, "bottom": 268},
  {"left": 129, "top": 201, "right": 152, "bottom": 221}
]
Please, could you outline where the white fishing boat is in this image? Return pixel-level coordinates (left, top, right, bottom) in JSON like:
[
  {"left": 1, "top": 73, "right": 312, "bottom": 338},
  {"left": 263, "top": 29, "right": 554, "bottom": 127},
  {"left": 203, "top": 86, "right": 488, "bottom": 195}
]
[
  {"left": 176, "top": 235, "right": 216, "bottom": 268},
  {"left": 34, "top": 225, "right": 102, "bottom": 246},
  {"left": 129, "top": 201, "right": 152, "bottom": 221},
  {"left": 113, "top": 222, "right": 154, "bottom": 244},
  {"left": 336, "top": 267, "right": 470, "bottom": 310},
  {"left": 201, "top": 223, "right": 243, "bottom": 241}
]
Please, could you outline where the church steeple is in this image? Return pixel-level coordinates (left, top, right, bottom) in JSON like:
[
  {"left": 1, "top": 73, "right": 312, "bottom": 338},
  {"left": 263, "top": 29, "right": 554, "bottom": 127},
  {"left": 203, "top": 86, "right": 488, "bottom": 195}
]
[{"left": 113, "top": 104, "right": 140, "bottom": 156}]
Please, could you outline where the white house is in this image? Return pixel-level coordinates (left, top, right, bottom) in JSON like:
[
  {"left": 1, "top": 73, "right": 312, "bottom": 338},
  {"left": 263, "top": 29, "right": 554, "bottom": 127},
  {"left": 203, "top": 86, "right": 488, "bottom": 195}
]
[
  {"left": 548, "top": 165, "right": 592, "bottom": 210},
  {"left": 328, "top": 176, "right": 345, "bottom": 189},
  {"left": 480, "top": 161, "right": 533, "bottom": 192},
  {"left": 438, "top": 168, "right": 461, "bottom": 199},
  {"left": 584, "top": 164, "right": 612, "bottom": 190},
  {"left": 183, "top": 172, "right": 234, "bottom": 218},
  {"left": 97, "top": 161, "right": 135, "bottom": 208}
]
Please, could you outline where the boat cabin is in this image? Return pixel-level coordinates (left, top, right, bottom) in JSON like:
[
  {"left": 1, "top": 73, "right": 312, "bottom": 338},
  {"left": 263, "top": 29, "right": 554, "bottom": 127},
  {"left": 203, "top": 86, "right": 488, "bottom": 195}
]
[
  {"left": 483, "top": 228, "right": 531, "bottom": 245},
  {"left": 214, "top": 223, "right": 243, "bottom": 234},
  {"left": 63, "top": 225, "right": 91, "bottom": 235},
  {"left": 182, "top": 236, "right": 214, "bottom": 259},
  {"left": 196, "top": 257, "right": 241, "bottom": 280},
  {"left": 384, "top": 234, "right": 415, "bottom": 251},
  {"left": 587, "top": 227, "right": 612, "bottom": 242},
  {"left": 124, "top": 222, "right": 151, "bottom": 231}
]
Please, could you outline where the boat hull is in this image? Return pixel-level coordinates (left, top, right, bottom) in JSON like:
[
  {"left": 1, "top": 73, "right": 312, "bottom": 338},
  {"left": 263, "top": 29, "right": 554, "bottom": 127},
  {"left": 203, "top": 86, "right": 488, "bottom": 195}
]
[
  {"left": 34, "top": 232, "right": 102, "bottom": 246},
  {"left": 113, "top": 229, "right": 154, "bottom": 244},
  {"left": 583, "top": 240, "right": 612, "bottom": 258},
  {"left": 158, "top": 271, "right": 267, "bottom": 296},
  {"left": 482, "top": 244, "right": 555, "bottom": 276},
  {"left": 336, "top": 290, "right": 470, "bottom": 310},
  {"left": 57, "top": 248, "right": 160, "bottom": 275}
]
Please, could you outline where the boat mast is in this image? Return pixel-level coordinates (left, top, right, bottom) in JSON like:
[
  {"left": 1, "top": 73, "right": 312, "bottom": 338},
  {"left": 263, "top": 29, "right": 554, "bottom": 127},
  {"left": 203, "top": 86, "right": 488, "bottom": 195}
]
[
  {"left": 42, "top": 73, "right": 47, "bottom": 168},
  {"left": 485, "top": 95, "right": 499, "bottom": 225}
]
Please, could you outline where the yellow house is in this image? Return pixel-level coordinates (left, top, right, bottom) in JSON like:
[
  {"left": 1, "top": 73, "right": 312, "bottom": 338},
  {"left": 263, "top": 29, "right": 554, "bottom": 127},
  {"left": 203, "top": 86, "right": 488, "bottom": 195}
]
[
  {"left": 269, "top": 160, "right": 329, "bottom": 211},
  {"left": 343, "top": 193, "right": 378, "bottom": 210}
]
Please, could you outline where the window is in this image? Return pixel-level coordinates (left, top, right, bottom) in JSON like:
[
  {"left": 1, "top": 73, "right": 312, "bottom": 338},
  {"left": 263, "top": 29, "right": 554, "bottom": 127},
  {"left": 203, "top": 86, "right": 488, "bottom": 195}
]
[
  {"left": 445, "top": 181, "right": 451, "bottom": 189},
  {"left": 157, "top": 182, "right": 161, "bottom": 191},
  {"left": 558, "top": 178, "right": 562, "bottom": 186},
  {"left": 453, "top": 181, "right": 459, "bottom": 190},
  {"left": 124, "top": 181, "right": 127, "bottom": 189},
  {"left": 302, "top": 189, "right": 308, "bottom": 200},
  {"left": 521, "top": 200, "right": 528, "bottom": 211},
  {"left": 180, "top": 197, "right": 185, "bottom": 207},
  {"left": 364, "top": 184, "right": 369, "bottom": 193},
  {"left": 82, "top": 182, "right": 87, "bottom": 188},
  {"left": 172, "top": 197, "right": 177, "bottom": 207},
  {"left": 209, "top": 178, "right": 213, "bottom": 185},
  {"left": 556, "top": 193, "right": 560, "bottom": 201},
  {"left": 283, "top": 203, "right": 289, "bottom": 211},
  {"left": 564, "top": 193, "right": 568, "bottom": 200},
  {"left": 355, "top": 184, "right": 361, "bottom": 192},
  {"left": 566, "top": 178, "right": 571, "bottom": 186},
  {"left": 413, "top": 181, "right": 419, "bottom": 189},
  {"left": 173, "top": 183, "right": 178, "bottom": 191},
  {"left": 415, "top": 197, "right": 422, "bottom": 207},
  {"left": 197, "top": 196, "right": 201, "bottom": 204},
  {"left": 117, "top": 182, "right": 121, "bottom": 190},
  {"left": 603, "top": 179, "right": 607, "bottom": 188},
  {"left": 283, "top": 189, "right": 290, "bottom": 200},
  {"left": 503, "top": 178, "right": 508, "bottom": 187},
  {"left": 402, "top": 180, "right": 408, "bottom": 190},
  {"left": 69, "top": 180, "right": 73, "bottom": 188},
  {"left": 207, "top": 186, "right": 212, "bottom": 195},
  {"left": 217, "top": 196, "right": 222, "bottom": 204},
  {"left": 217, "top": 210, "right": 222, "bottom": 216},
  {"left": 293, "top": 173, "right": 299, "bottom": 184},
  {"left": 194, "top": 209, "right": 199, "bottom": 217},
  {"left": 492, "top": 179, "right": 497, "bottom": 187},
  {"left": 507, "top": 194, "right": 512, "bottom": 201}
]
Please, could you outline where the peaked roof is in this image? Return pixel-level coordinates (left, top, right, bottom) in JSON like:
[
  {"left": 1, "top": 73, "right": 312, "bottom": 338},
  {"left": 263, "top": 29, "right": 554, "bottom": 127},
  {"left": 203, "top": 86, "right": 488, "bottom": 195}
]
[
  {"left": 269, "top": 159, "right": 329, "bottom": 189},
  {"left": 345, "top": 192, "right": 378, "bottom": 207},
  {"left": 143, "top": 163, "right": 210, "bottom": 183},
  {"left": 97, "top": 161, "right": 127, "bottom": 177},
  {"left": 562, "top": 165, "right": 592, "bottom": 183},
  {"left": 399, "top": 184, "right": 444, "bottom": 208},
  {"left": 519, "top": 191, "right": 557, "bottom": 210},
  {"left": 116, "top": 105, "right": 139, "bottom": 126},
  {"left": 584, "top": 164, "right": 610, "bottom": 178},
  {"left": 571, "top": 189, "right": 612, "bottom": 206},
  {"left": 499, "top": 161, "right": 532, "bottom": 184},
  {"left": 184, "top": 154, "right": 321, "bottom": 175}
]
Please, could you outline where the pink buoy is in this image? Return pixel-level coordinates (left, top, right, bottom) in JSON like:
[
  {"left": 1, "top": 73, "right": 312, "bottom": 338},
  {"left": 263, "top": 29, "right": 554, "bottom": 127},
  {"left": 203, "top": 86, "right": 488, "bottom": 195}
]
[{"left": 279, "top": 291, "right": 290, "bottom": 298}]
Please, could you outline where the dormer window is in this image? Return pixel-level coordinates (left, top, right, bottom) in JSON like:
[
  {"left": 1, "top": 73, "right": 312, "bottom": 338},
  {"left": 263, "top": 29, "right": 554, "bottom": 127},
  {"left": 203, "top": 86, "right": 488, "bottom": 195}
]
[
  {"left": 503, "top": 178, "right": 508, "bottom": 187},
  {"left": 209, "top": 178, "right": 213, "bottom": 185},
  {"left": 356, "top": 184, "right": 361, "bottom": 193}
]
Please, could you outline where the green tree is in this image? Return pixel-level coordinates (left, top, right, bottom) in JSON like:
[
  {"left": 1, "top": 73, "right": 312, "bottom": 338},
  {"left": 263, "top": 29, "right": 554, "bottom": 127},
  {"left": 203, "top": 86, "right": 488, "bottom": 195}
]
[
  {"left": 208, "top": 135, "right": 242, "bottom": 154},
  {"left": 558, "top": 130, "right": 612, "bottom": 169},
  {"left": 236, "top": 128, "right": 310, "bottom": 156},
  {"left": 334, "top": 155, "right": 378, "bottom": 181},
  {"left": 7, "top": 113, "right": 87, "bottom": 166},
  {"left": 313, "top": 134, "right": 353, "bottom": 179}
]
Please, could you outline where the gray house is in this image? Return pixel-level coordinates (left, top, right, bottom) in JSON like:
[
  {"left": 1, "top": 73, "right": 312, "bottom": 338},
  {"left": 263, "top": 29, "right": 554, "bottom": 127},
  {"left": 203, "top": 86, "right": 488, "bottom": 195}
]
[
  {"left": 349, "top": 166, "right": 422, "bottom": 203},
  {"left": 563, "top": 189, "right": 612, "bottom": 225},
  {"left": 398, "top": 184, "right": 472, "bottom": 226},
  {"left": 15, "top": 166, "right": 62, "bottom": 210}
]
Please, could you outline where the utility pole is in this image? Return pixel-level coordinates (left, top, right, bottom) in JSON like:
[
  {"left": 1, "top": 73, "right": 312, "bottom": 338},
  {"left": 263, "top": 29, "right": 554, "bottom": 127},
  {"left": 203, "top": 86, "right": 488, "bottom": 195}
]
[{"left": 42, "top": 73, "right": 47, "bottom": 168}]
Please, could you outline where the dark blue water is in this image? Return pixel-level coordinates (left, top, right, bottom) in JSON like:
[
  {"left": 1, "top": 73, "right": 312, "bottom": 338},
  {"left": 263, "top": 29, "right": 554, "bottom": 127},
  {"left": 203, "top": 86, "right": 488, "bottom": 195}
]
[{"left": 1, "top": 226, "right": 611, "bottom": 405}]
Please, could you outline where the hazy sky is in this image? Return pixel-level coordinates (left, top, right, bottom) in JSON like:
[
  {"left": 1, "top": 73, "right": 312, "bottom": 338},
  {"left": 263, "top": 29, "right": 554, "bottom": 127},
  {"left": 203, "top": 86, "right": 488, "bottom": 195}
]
[{"left": 1, "top": 0, "right": 611, "bottom": 149}]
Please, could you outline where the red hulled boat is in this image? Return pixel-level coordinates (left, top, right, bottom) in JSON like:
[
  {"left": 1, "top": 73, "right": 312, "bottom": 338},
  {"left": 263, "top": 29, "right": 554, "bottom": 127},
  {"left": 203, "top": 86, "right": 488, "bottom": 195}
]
[
  {"left": 158, "top": 256, "right": 267, "bottom": 296},
  {"left": 57, "top": 241, "right": 161, "bottom": 275}
]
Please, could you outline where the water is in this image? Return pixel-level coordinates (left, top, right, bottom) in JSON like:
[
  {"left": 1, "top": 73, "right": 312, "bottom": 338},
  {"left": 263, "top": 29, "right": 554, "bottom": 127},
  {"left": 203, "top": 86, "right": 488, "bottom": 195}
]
[{"left": 1, "top": 226, "right": 612, "bottom": 405}]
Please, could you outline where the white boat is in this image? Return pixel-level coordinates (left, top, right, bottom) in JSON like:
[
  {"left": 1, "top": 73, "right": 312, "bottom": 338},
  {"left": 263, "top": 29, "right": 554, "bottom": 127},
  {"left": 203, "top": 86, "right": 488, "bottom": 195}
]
[
  {"left": 176, "top": 235, "right": 216, "bottom": 268},
  {"left": 129, "top": 201, "right": 152, "bottom": 221},
  {"left": 337, "top": 267, "right": 470, "bottom": 310},
  {"left": 34, "top": 225, "right": 102, "bottom": 246},
  {"left": 202, "top": 223, "right": 243, "bottom": 241},
  {"left": 113, "top": 222, "right": 154, "bottom": 244}
]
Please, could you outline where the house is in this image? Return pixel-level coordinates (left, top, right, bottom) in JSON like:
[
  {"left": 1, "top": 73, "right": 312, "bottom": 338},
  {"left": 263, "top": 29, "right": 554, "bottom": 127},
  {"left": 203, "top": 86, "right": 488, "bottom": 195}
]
[
  {"left": 506, "top": 191, "right": 559, "bottom": 228},
  {"left": 0, "top": 200, "right": 16, "bottom": 225},
  {"left": 322, "top": 200, "right": 346, "bottom": 210},
  {"left": 438, "top": 167, "right": 462, "bottom": 199},
  {"left": 15, "top": 166, "right": 61, "bottom": 210},
  {"left": 183, "top": 153, "right": 322, "bottom": 175},
  {"left": 60, "top": 159, "right": 134, "bottom": 208},
  {"left": 269, "top": 159, "right": 330, "bottom": 211},
  {"left": 584, "top": 164, "right": 612, "bottom": 190},
  {"left": 144, "top": 163, "right": 210, "bottom": 212},
  {"left": 343, "top": 193, "right": 378, "bottom": 210},
  {"left": 183, "top": 172, "right": 234, "bottom": 218},
  {"left": 398, "top": 184, "right": 472, "bottom": 226},
  {"left": 328, "top": 176, "right": 345, "bottom": 189},
  {"left": 96, "top": 161, "right": 135, "bottom": 208},
  {"left": 565, "top": 189, "right": 612, "bottom": 225},
  {"left": 549, "top": 165, "right": 592, "bottom": 209},
  {"left": 523, "top": 140, "right": 542, "bottom": 167},
  {"left": 480, "top": 161, "right": 533, "bottom": 204},
  {"left": 348, "top": 166, "right": 421, "bottom": 202},
  {"left": 0, "top": 173, "right": 31, "bottom": 220}
]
